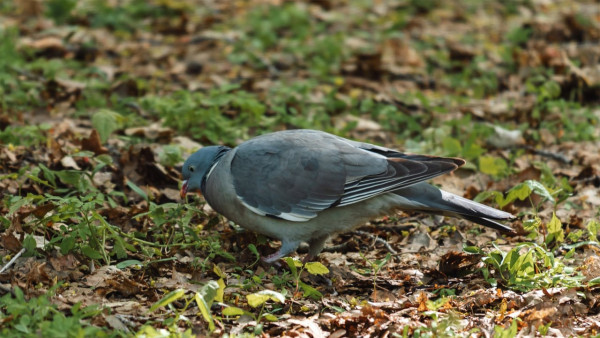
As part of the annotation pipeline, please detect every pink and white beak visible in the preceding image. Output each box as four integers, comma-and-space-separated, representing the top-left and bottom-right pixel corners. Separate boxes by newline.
180, 180, 189, 199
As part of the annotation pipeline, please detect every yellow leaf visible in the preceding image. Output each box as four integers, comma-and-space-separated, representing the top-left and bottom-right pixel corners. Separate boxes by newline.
547, 212, 564, 243
195, 292, 215, 332
247, 290, 285, 308
263, 314, 278, 322
215, 278, 225, 303
149, 289, 185, 312
479, 156, 507, 177
222, 307, 245, 316
246, 294, 270, 308
213, 264, 226, 279
305, 262, 329, 275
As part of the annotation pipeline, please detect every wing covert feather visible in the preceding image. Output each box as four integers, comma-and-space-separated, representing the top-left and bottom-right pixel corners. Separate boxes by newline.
230, 130, 388, 221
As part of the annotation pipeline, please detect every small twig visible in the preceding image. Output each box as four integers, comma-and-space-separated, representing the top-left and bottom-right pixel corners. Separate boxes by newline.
10, 66, 46, 82
113, 314, 140, 330
392, 247, 439, 256
0, 248, 26, 274
115, 313, 153, 322
386, 224, 416, 233
0, 248, 26, 297
521, 145, 571, 164
353, 230, 398, 255
246, 49, 279, 76
0, 283, 14, 295
555, 241, 600, 256
322, 241, 353, 253
572, 175, 600, 185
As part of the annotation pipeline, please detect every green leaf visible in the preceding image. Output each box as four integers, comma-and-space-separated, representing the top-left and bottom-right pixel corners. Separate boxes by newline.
199, 280, 220, 309
588, 277, 600, 286
91, 109, 122, 143
54, 170, 84, 187
284, 257, 300, 279
116, 260, 143, 269
126, 179, 148, 201
462, 142, 485, 160
247, 290, 285, 308
60, 236, 76, 255
524, 180, 554, 203
479, 156, 507, 177
510, 249, 535, 277
481, 268, 497, 287
246, 294, 270, 308
39, 164, 57, 187
502, 180, 554, 208
71, 151, 96, 158
587, 220, 600, 241
149, 289, 186, 312
305, 262, 329, 275
376, 253, 392, 270
247, 244, 260, 266
112, 237, 128, 260
545, 213, 564, 246
564, 247, 576, 259
81, 245, 103, 260
328, 305, 346, 313
522, 218, 541, 232
248, 244, 259, 258
222, 307, 245, 316
7, 196, 30, 217
442, 137, 462, 157
195, 281, 220, 332
299, 281, 323, 300
463, 245, 483, 254
213, 264, 226, 279
94, 154, 113, 165
215, 279, 225, 303
158, 145, 183, 167
504, 183, 532, 205
494, 318, 519, 338
46, 0, 77, 24
262, 314, 278, 322
23, 235, 36, 255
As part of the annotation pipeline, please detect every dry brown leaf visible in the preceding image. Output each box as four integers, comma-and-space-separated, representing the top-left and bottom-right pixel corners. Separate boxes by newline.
1, 233, 21, 253
81, 129, 109, 155
438, 251, 481, 277
417, 291, 428, 312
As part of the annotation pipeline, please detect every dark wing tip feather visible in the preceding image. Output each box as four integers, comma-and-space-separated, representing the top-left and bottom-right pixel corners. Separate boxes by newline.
387, 157, 461, 177
339, 154, 468, 207
388, 153, 466, 168
448, 157, 466, 167
461, 214, 516, 233
386, 157, 429, 176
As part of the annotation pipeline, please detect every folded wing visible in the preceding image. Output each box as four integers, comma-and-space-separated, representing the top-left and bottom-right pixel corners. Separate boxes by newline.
230, 130, 463, 221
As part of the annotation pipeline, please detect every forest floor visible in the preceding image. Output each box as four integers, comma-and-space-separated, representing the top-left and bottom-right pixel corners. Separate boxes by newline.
1, 0, 600, 336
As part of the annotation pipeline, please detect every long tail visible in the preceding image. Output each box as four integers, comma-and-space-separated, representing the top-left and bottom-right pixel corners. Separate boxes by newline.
392, 182, 515, 233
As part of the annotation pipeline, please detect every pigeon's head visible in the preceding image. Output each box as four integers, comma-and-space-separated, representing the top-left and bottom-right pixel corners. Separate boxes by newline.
180, 145, 230, 199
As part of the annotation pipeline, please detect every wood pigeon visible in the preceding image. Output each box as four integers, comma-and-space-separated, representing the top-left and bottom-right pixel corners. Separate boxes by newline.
180, 129, 514, 262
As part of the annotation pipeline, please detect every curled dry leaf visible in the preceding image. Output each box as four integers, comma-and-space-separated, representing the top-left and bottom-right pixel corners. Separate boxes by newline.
438, 251, 482, 277
81, 129, 109, 155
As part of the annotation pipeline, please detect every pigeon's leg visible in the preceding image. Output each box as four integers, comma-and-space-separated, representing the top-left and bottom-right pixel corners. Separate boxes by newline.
303, 235, 329, 263
262, 240, 301, 263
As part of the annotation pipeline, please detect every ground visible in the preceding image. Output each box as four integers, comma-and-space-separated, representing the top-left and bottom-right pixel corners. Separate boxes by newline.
1, 0, 600, 336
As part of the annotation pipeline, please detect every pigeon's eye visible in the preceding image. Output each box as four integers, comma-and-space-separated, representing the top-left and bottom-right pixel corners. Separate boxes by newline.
189, 166, 195, 172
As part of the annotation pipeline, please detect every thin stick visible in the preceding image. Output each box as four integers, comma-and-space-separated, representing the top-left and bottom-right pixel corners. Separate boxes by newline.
353, 230, 398, 255
522, 145, 570, 164
0, 248, 26, 274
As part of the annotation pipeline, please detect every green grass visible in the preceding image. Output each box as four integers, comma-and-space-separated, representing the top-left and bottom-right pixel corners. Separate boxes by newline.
0, 286, 121, 337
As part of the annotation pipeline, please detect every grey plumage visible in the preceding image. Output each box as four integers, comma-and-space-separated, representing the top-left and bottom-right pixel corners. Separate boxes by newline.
181, 129, 514, 262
